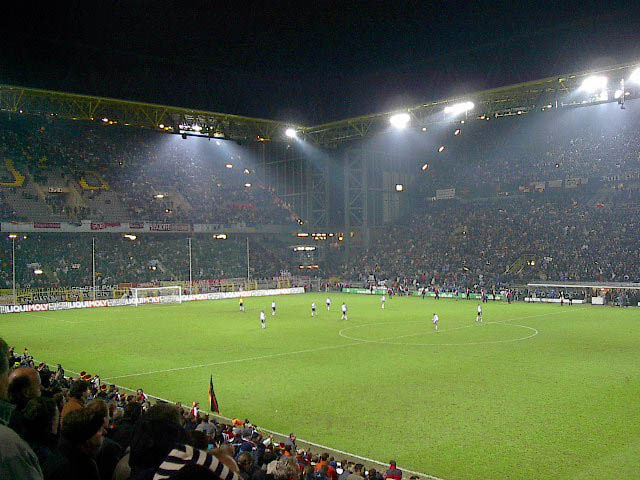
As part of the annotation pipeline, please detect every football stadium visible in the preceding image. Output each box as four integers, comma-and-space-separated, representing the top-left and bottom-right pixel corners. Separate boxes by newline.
1, 10, 640, 480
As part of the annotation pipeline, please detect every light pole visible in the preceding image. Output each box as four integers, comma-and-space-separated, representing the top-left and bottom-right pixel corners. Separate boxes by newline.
9, 234, 17, 305
188, 237, 193, 295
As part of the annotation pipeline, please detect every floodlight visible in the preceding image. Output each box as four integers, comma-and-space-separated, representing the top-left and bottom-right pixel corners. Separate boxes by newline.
225, 164, 233, 169
158, 124, 165, 129
454, 129, 461, 136
193, 125, 203, 132
422, 127, 427, 132
102, 118, 109, 122
614, 90, 623, 99
8, 234, 17, 239
395, 184, 404, 192
444, 102, 474, 115
389, 113, 410, 129
580, 75, 607, 93
213, 234, 227, 240
244, 168, 250, 174
421, 163, 429, 171
34, 269, 43, 275
124, 234, 137, 241
438, 146, 445, 153
154, 194, 165, 199
285, 128, 297, 138
629, 68, 640, 85
244, 183, 251, 187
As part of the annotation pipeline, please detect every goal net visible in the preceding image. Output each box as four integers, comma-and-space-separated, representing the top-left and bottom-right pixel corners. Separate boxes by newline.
130, 286, 183, 306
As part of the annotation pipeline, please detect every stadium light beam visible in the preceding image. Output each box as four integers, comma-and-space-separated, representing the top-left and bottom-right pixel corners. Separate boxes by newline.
389, 113, 411, 129
629, 68, 640, 85
444, 101, 474, 115
580, 75, 607, 94
285, 128, 297, 138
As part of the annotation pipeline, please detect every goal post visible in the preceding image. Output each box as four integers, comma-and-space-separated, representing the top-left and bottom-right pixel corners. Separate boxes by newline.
130, 286, 183, 306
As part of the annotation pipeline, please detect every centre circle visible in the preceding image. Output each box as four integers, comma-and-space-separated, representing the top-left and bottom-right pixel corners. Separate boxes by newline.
338, 320, 538, 346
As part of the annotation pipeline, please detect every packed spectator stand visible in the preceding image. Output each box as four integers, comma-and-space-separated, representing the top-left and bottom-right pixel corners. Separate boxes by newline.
0, 113, 298, 225
1, 100, 640, 294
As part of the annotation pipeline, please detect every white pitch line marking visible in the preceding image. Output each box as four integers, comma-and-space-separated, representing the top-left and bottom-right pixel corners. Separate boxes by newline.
104, 310, 566, 381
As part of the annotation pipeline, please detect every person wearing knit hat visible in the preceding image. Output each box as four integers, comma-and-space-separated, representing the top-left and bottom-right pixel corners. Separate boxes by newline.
45, 400, 109, 480
61, 400, 108, 448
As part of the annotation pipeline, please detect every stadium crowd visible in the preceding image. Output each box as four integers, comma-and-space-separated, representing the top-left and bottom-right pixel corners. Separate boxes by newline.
342, 190, 640, 290
415, 100, 640, 193
1, 338, 410, 480
0, 113, 299, 225
1, 101, 640, 293
0, 234, 291, 290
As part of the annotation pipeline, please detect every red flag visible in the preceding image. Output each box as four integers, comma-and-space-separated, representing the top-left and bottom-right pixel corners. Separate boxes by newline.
209, 375, 219, 414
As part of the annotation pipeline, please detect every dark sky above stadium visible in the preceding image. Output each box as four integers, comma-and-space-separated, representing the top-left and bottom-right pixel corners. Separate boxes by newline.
2, 1, 640, 125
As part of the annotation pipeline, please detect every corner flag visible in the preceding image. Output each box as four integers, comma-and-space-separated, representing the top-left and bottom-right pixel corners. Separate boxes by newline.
209, 375, 220, 414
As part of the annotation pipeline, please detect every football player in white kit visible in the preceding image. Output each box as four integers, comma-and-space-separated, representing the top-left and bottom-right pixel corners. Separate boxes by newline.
381, 294, 386, 309
432, 313, 439, 332
260, 310, 266, 329
341, 302, 348, 320
326, 297, 332, 311
476, 304, 483, 323
271, 300, 276, 316
311, 302, 317, 317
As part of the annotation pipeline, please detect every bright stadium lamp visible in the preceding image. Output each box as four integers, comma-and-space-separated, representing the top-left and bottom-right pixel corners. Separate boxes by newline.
285, 128, 297, 138
444, 101, 474, 115
389, 113, 411, 129
580, 75, 607, 93
629, 68, 640, 85
395, 184, 404, 192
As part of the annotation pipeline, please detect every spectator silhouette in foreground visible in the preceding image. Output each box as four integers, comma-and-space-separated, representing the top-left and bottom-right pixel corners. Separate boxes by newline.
43, 399, 109, 480
0, 337, 44, 479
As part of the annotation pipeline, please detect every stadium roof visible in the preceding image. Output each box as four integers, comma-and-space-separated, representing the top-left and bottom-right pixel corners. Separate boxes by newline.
1, 61, 638, 147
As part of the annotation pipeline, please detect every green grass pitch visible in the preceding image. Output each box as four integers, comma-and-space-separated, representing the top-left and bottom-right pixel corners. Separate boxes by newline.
2, 293, 640, 479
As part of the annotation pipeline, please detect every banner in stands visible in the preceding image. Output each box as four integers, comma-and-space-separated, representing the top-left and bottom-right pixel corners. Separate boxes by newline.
34, 222, 61, 229
149, 223, 190, 232
342, 288, 504, 300
524, 297, 585, 304
2, 221, 296, 234
435, 188, 456, 200
91, 222, 122, 230
565, 177, 588, 188
194, 223, 257, 233
0, 287, 305, 314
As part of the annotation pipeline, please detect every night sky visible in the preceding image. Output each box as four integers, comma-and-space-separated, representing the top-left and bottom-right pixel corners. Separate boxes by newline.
2, 1, 640, 124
